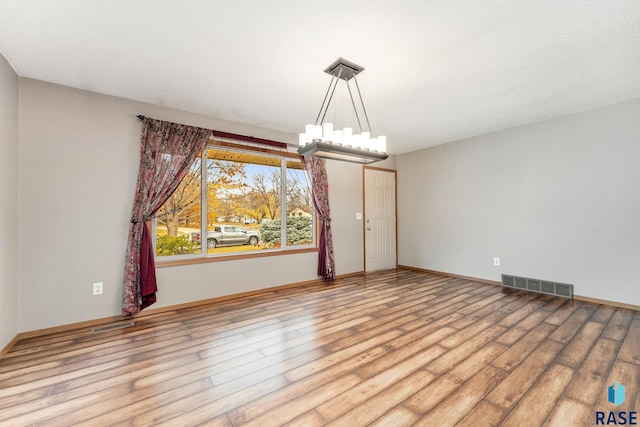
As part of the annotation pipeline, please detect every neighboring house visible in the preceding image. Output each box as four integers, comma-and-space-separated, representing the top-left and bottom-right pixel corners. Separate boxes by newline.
288, 208, 312, 219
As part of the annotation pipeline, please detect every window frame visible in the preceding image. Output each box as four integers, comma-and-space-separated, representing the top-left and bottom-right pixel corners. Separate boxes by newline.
154, 139, 317, 267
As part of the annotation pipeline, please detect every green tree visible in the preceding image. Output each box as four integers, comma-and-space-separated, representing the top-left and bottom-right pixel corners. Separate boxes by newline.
260, 219, 282, 248
155, 235, 199, 256
260, 216, 312, 247
286, 216, 313, 245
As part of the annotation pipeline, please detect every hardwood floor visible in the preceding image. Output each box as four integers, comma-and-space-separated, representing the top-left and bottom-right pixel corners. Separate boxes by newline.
0, 269, 638, 426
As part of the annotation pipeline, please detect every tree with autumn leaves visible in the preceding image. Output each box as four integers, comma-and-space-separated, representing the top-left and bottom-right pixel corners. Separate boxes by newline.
156, 157, 312, 238
155, 158, 246, 237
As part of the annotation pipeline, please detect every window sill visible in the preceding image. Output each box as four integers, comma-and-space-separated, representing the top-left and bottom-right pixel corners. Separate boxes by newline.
155, 247, 318, 268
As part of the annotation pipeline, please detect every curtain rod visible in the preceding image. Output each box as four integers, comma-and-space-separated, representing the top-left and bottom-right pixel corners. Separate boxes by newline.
136, 115, 296, 149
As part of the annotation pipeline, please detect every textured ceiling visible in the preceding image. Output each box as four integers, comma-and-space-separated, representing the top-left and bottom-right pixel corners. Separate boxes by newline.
1, 0, 639, 154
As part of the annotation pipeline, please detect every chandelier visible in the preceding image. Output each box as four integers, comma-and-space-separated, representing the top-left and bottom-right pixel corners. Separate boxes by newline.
297, 58, 389, 164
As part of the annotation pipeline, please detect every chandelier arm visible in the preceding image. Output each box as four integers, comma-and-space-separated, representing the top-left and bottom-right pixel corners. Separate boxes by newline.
352, 75, 373, 134
320, 76, 340, 126
315, 76, 337, 126
346, 79, 364, 133
318, 66, 344, 126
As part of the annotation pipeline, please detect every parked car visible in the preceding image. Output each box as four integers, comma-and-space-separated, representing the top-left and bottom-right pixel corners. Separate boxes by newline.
191, 226, 260, 249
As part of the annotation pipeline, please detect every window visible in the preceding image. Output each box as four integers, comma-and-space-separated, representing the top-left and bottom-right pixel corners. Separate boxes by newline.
154, 141, 314, 260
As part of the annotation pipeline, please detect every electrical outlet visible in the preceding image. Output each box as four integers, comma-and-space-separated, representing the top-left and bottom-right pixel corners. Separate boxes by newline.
93, 282, 103, 295
494, 257, 500, 266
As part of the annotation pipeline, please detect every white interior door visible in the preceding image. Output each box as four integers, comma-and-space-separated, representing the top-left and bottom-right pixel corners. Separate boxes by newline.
364, 168, 397, 272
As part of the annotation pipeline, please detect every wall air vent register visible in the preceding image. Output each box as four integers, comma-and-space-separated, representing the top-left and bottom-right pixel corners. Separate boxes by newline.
501, 274, 573, 299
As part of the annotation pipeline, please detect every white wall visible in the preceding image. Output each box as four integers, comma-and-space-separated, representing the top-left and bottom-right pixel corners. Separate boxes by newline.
17, 79, 375, 332
398, 99, 640, 306
0, 55, 19, 350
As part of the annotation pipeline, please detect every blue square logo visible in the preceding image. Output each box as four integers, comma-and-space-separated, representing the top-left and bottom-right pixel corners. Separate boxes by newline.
608, 382, 625, 407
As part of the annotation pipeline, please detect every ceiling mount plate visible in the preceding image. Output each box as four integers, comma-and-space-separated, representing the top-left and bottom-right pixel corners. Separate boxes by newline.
324, 57, 364, 81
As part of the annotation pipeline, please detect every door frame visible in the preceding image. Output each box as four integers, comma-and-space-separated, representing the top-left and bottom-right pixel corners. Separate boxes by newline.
362, 166, 398, 272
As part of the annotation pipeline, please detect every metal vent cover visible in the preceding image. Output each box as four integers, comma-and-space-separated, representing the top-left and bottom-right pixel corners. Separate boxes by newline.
91, 321, 135, 334
502, 275, 515, 287
556, 283, 573, 297
528, 279, 541, 291
501, 274, 573, 299
541, 281, 555, 294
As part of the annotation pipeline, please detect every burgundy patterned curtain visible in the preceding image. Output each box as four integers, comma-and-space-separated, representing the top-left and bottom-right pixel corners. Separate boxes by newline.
302, 156, 335, 280
122, 118, 212, 316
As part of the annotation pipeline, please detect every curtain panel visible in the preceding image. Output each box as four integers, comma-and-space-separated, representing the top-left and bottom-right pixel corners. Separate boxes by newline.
122, 118, 212, 316
302, 156, 336, 280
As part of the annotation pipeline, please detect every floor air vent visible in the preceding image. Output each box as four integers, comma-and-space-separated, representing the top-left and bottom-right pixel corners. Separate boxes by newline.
91, 321, 135, 334
502, 274, 573, 299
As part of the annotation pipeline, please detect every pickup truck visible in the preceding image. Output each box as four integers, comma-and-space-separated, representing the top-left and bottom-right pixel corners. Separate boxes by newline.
191, 226, 260, 249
